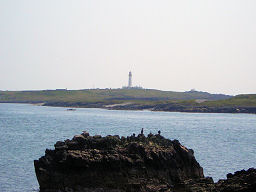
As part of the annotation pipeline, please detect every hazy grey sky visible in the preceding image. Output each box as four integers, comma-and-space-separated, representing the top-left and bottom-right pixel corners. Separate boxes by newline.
0, 0, 255, 95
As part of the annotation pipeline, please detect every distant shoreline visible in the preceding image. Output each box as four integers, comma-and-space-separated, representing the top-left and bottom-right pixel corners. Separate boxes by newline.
0, 89, 255, 114
4, 101, 255, 114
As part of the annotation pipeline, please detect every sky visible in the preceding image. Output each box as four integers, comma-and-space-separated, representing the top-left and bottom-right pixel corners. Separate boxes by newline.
0, 0, 256, 95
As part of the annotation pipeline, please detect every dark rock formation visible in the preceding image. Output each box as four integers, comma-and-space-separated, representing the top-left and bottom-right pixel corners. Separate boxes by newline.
214, 168, 256, 192
152, 104, 256, 114
34, 132, 204, 192
176, 168, 256, 192
34, 132, 256, 192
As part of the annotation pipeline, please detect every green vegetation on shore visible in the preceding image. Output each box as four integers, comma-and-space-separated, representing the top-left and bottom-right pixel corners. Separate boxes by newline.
0, 89, 229, 103
0, 89, 256, 112
202, 94, 256, 107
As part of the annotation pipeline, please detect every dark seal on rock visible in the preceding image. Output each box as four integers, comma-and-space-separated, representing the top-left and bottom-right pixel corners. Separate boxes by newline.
34, 131, 205, 192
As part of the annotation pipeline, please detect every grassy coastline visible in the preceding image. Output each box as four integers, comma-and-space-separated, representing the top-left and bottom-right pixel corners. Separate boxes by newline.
0, 89, 255, 113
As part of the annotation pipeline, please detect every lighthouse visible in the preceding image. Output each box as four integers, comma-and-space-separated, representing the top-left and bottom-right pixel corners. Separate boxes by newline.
122, 71, 142, 89
128, 71, 132, 88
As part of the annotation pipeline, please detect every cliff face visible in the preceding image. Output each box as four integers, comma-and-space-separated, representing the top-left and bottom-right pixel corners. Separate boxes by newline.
34, 132, 204, 192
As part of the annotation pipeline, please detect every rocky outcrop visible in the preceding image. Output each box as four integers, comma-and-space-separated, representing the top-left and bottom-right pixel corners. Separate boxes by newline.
34, 132, 256, 192
152, 104, 256, 114
179, 168, 256, 192
34, 132, 204, 192
215, 168, 256, 192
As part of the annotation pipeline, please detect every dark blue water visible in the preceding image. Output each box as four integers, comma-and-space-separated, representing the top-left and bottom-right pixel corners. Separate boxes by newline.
0, 103, 255, 192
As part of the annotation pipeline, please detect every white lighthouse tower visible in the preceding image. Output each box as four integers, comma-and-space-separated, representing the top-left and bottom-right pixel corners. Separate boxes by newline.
128, 71, 132, 88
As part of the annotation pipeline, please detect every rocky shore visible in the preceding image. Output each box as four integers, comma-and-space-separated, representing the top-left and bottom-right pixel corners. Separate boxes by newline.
34, 132, 256, 192
43, 101, 256, 114
103, 103, 256, 114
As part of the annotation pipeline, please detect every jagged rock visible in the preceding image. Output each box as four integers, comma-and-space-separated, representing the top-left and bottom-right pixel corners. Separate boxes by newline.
34, 132, 204, 192
214, 168, 256, 192
178, 168, 256, 192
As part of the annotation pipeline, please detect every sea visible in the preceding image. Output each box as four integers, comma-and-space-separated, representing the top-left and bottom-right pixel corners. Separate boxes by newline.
0, 103, 255, 192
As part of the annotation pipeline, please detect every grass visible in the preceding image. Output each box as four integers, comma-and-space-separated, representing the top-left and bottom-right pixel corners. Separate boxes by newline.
0, 89, 230, 102
1, 89, 255, 108
202, 94, 256, 107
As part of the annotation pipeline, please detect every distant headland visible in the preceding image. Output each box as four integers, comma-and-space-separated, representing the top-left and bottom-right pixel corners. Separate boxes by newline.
0, 88, 256, 114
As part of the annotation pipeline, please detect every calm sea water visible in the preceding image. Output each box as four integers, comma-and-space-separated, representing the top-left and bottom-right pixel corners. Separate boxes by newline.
0, 103, 255, 192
